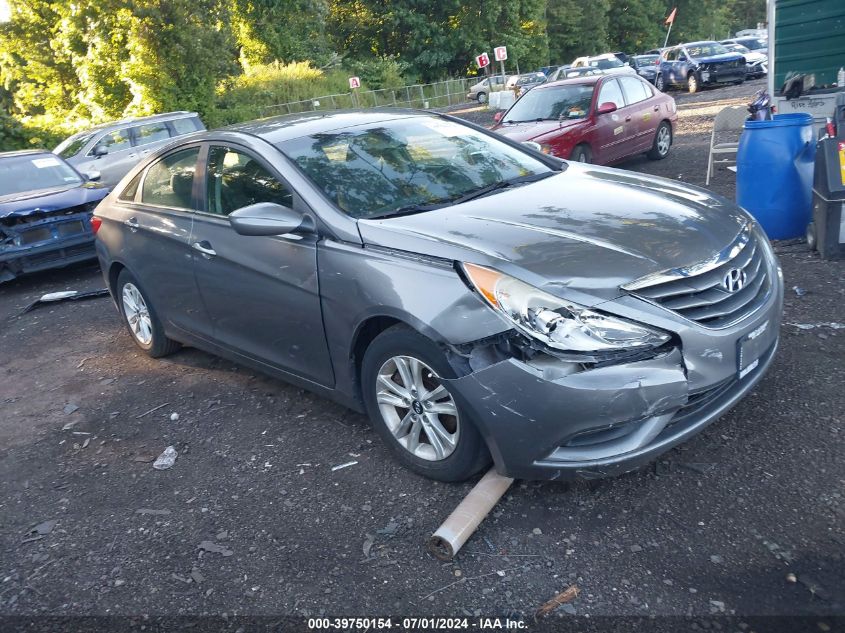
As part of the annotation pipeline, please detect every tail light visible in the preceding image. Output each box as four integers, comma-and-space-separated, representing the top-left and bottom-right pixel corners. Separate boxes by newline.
90, 216, 102, 235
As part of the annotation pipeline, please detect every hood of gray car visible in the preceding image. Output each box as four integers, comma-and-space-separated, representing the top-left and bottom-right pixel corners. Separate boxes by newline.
357, 164, 749, 304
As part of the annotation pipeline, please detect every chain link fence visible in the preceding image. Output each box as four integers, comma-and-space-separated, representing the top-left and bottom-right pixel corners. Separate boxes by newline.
258, 78, 474, 118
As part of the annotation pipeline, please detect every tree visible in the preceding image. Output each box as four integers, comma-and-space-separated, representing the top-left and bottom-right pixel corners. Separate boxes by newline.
547, 0, 610, 63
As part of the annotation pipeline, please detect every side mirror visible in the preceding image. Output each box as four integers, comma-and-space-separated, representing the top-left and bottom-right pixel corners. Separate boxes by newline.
493, 111, 504, 123
84, 170, 101, 182
596, 102, 618, 115
228, 202, 309, 237
92, 145, 108, 157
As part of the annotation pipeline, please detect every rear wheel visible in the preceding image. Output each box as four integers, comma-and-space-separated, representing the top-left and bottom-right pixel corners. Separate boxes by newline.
647, 122, 672, 160
477, 91, 487, 104
687, 72, 699, 93
654, 74, 665, 92
117, 269, 180, 358
361, 325, 490, 482
570, 144, 592, 163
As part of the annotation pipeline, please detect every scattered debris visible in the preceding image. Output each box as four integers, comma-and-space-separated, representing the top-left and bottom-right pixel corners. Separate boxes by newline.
534, 585, 580, 621
629, 544, 643, 553
532, 528, 543, 536
152, 446, 178, 470
786, 573, 797, 583
169, 412, 179, 422
428, 468, 514, 560
786, 322, 845, 330
136, 403, 170, 419
21, 288, 110, 314
190, 568, 205, 583
377, 521, 401, 537
331, 460, 358, 471
135, 509, 172, 516
710, 554, 724, 564
198, 540, 233, 557
61, 420, 79, 431
362, 534, 375, 559
29, 520, 57, 535
62, 404, 79, 415
792, 285, 807, 297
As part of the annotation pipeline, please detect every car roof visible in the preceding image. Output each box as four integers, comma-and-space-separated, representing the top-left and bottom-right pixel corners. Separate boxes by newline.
676, 41, 721, 47
66, 111, 198, 137
538, 75, 604, 90
0, 149, 52, 159
220, 109, 437, 145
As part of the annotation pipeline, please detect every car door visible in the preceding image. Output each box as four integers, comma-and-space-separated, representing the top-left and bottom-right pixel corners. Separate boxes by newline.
189, 142, 334, 385
662, 48, 682, 86
88, 128, 135, 187
592, 77, 629, 164
118, 144, 211, 336
618, 76, 658, 154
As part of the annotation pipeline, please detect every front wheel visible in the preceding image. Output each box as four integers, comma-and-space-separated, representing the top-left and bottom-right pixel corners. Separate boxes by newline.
361, 325, 490, 482
687, 73, 699, 93
647, 122, 672, 160
477, 92, 487, 104
116, 269, 180, 358
570, 144, 592, 163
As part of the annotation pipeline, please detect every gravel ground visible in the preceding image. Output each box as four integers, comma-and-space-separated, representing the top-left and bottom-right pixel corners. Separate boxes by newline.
0, 79, 843, 629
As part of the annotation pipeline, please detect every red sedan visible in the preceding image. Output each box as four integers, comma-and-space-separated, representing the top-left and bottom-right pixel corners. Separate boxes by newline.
491, 74, 678, 165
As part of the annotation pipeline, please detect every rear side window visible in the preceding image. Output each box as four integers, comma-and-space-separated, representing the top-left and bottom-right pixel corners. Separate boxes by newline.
619, 76, 651, 104
55, 133, 95, 159
134, 122, 171, 147
597, 79, 625, 109
118, 173, 142, 202
91, 129, 132, 155
140, 147, 199, 210
171, 117, 202, 136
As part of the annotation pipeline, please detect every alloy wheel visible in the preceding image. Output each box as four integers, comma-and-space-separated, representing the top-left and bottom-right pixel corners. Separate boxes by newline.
375, 355, 460, 462
122, 282, 153, 346
656, 125, 671, 156
655, 75, 664, 91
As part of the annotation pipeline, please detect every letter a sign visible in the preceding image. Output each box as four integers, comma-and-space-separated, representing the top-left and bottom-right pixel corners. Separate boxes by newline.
475, 52, 490, 69
348, 76, 361, 89
494, 46, 507, 62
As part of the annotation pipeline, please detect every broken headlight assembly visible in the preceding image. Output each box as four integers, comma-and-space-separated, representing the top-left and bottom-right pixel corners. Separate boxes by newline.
462, 263, 671, 355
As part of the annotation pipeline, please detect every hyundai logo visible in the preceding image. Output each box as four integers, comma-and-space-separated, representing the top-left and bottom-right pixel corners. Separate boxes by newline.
722, 267, 747, 293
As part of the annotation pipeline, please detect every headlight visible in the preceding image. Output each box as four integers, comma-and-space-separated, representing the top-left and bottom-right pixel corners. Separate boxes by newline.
463, 263, 671, 354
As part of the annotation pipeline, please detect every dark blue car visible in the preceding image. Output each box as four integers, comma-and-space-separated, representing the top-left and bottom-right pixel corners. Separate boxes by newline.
0, 150, 109, 282
656, 41, 746, 93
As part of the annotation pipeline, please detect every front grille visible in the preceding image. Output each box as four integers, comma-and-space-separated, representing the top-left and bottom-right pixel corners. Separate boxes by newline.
623, 224, 771, 328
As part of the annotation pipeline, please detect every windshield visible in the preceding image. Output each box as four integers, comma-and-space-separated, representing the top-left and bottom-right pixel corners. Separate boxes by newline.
738, 38, 766, 50
54, 133, 95, 159
503, 84, 594, 123
0, 154, 82, 197
590, 57, 624, 70
727, 44, 751, 54
279, 117, 551, 219
634, 55, 659, 66
686, 43, 730, 58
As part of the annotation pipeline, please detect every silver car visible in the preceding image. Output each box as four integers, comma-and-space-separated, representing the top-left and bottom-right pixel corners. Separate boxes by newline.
54, 112, 204, 189
93, 110, 783, 482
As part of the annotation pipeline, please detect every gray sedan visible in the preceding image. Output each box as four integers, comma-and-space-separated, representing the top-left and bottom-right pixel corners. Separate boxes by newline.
93, 110, 783, 482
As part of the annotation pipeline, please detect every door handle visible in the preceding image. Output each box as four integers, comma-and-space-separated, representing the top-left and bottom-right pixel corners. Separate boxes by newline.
124, 217, 139, 231
654, 105, 660, 111
192, 241, 217, 258
625, 116, 632, 122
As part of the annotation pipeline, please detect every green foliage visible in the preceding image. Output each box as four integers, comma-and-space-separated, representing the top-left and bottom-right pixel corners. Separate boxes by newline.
0, 0, 767, 147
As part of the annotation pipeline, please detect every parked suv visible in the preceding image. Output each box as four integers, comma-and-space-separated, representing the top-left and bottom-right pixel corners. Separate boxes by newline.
657, 42, 746, 93
54, 112, 205, 188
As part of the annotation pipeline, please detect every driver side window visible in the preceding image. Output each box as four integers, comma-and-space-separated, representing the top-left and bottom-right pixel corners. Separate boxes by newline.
597, 79, 625, 110
205, 146, 294, 216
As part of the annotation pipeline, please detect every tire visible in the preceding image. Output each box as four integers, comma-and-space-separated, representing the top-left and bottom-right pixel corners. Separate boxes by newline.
477, 92, 487, 104
361, 324, 490, 482
647, 122, 672, 160
570, 144, 592, 164
116, 269, 180, 358
687, 72, 699, 94
654, 74, 665, 92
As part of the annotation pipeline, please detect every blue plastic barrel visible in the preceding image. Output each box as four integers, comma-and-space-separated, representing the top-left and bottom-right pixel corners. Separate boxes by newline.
736, 113, 815, 240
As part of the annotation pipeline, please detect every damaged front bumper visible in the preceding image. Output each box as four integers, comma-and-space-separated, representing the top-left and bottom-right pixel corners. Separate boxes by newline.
0, 211, 97, 282
444, 336, 779, 481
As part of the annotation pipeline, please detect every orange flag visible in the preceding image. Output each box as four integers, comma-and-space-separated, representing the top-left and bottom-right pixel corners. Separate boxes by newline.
665, 8, 677, 25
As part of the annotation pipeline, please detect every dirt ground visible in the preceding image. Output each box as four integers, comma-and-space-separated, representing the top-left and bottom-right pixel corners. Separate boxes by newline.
1, 78, 843, 629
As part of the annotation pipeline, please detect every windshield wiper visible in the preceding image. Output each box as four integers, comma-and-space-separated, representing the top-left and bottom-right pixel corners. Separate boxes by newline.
446, 171, 556, 205
367, 201, 448, 220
